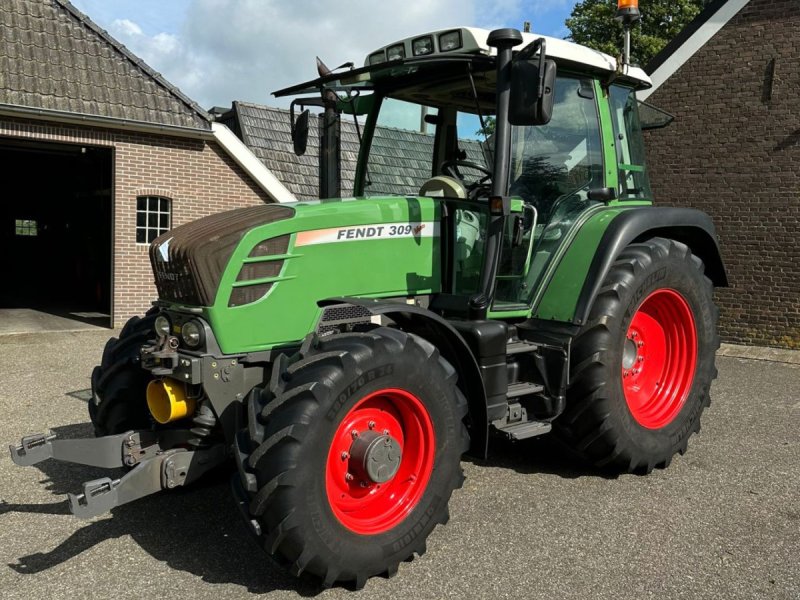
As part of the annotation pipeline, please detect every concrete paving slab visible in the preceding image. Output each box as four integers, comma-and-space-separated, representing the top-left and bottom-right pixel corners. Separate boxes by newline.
719, 342, 800, 365
0, 308, 109, 335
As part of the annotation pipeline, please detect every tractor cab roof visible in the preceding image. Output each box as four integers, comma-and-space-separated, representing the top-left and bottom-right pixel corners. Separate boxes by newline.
273, 26, 651, 102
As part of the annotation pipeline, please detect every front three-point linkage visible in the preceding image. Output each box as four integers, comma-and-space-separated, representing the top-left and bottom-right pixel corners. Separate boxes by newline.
9, 429, 226, 518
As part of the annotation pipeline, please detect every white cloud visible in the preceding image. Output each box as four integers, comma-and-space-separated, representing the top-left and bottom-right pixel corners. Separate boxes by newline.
112, 18, 143, 37
106, 0, 573, 111
110, 0, 483, 109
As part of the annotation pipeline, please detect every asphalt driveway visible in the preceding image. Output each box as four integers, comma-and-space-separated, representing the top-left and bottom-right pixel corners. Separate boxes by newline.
0, 330, 797, 599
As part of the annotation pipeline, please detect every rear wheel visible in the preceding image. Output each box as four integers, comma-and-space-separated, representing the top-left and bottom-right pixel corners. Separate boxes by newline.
89, 313, 156, 436
239, 328, 469, 588
556, 237, 719, 473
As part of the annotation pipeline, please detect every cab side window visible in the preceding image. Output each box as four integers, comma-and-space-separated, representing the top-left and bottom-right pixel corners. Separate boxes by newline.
509, 76, 604, 221
609, 85, 652, 199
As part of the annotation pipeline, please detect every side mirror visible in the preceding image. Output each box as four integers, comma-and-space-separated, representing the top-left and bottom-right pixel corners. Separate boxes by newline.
291, 108, 310, 156
509, 58, 556, 126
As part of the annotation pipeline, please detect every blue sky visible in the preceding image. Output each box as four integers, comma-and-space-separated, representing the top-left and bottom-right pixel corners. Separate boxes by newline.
70, 0, 575, 110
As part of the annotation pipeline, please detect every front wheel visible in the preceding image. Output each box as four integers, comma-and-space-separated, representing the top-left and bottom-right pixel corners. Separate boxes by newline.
239, 328, 469, 588
89, 313, 156, 436
555, 237, 720, 473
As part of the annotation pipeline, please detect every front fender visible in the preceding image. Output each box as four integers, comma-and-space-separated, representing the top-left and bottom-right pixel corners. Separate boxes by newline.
319, 298, 489, 457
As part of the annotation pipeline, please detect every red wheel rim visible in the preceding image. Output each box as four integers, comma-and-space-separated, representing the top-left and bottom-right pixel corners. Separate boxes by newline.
621, 289, 697, 429
325, 388, 435, 535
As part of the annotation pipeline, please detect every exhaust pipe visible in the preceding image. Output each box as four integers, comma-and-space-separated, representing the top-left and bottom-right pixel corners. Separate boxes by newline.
146, 378, 196, 424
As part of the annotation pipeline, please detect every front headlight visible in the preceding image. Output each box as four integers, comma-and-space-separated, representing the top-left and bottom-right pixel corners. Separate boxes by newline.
181, 319, 204, 349
154, 315, 170, 337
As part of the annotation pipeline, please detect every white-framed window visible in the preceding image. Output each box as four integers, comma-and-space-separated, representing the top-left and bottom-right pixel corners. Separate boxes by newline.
136, 196, 171, 243
15, 219, 38, 236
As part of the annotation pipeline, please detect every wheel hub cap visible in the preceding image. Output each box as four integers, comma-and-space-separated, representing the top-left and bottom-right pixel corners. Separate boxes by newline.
349, 431, 402, 484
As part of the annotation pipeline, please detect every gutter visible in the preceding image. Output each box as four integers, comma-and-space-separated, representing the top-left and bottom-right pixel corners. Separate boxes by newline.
0, 103, 215, 139
0, 103, 296, 204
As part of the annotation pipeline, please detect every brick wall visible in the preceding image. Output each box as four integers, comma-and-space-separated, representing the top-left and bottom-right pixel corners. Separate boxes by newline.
644, 0, 800, 349
0, 117, 269, 326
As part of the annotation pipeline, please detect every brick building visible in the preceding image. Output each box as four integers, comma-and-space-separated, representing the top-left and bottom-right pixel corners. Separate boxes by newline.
641, 0, 800, 349
1, 0, 293, 328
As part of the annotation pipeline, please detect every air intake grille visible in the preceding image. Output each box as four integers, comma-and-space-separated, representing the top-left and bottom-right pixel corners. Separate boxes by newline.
228, 233, 291, 307
317, 304, 373, 335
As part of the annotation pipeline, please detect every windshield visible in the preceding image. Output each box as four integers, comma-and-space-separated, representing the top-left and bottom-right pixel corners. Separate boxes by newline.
352, 59, 497, 198
360, 99, 494, 197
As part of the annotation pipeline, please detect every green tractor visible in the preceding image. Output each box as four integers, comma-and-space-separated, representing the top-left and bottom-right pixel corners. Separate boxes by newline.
10, 18, 726, 590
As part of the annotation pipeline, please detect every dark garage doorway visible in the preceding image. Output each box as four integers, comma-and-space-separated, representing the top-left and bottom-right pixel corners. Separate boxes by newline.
0, 137, 112, 328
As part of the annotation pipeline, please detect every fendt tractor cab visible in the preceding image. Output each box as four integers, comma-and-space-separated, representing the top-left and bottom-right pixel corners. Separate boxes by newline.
10, 3, 727, 589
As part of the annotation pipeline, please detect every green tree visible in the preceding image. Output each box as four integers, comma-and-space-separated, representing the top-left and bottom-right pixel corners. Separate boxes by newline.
565, 0, 706, 68
476, 116, 496, 137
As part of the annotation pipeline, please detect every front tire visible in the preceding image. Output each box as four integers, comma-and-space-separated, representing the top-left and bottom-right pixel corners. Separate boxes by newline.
556, 237, 719, 473
239, 328, 469, 588
89, 313, 156, 436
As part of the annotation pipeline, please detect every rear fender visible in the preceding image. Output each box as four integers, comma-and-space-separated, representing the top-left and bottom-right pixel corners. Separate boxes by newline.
573, 207, 728, 325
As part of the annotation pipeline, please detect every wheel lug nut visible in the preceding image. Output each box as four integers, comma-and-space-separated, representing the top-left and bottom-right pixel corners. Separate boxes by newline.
351, 430, 359, 439
637, 341, 644, 347
638, 356, 644, 362
624, 370, 629, 377
382, 429, 389, 435
345, 473, 354, 482
368, 421, 375, 430
631, 331, 638, 338
360, 481, 368, 488
341, 451, 349, 460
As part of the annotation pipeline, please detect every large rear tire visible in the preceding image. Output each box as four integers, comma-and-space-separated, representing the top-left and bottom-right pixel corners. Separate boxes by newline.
238, 328, 469, 589
555, 237, 719, 473
89, 313, 156, 436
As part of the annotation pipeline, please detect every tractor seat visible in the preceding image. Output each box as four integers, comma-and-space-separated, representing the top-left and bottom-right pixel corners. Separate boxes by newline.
418, 176, 467, 199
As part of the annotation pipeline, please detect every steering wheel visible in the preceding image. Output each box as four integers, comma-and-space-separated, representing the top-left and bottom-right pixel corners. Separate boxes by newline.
441, 160, 492, 199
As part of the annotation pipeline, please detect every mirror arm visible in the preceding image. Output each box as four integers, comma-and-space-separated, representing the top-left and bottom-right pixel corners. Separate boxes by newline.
516, 37, 548, 99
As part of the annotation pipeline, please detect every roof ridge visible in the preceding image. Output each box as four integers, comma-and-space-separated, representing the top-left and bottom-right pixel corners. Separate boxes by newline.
53, 0, 212, 126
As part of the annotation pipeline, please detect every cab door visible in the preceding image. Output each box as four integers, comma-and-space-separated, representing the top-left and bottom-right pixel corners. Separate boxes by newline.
489, 75, 608, 317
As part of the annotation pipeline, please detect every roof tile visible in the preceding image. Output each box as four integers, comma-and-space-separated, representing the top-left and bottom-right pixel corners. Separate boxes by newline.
0, 0, 210, 130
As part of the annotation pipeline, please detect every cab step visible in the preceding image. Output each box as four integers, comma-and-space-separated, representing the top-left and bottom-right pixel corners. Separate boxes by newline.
496, 420, 552, 441
507, 381, 544, 398
506, 340, 539, 355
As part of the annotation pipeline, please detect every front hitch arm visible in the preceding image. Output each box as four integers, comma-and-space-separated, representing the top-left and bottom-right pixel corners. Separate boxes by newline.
10, 430, 141, 468
9, 430, 226, 519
